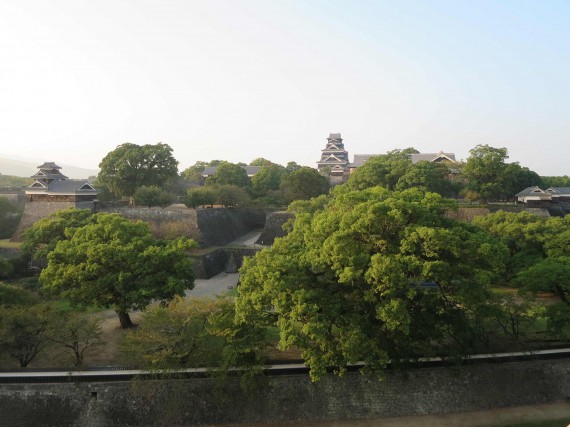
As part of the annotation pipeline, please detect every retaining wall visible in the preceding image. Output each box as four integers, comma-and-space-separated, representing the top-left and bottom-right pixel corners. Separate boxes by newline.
192, 247, 260, 279
1, 358, 569, 426
11, 201, 95, 241
256, 211, 293, 246
101, 206, 269, 248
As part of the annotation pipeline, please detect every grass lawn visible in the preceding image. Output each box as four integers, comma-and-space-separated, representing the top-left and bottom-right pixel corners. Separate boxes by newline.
51, 299, 106, 314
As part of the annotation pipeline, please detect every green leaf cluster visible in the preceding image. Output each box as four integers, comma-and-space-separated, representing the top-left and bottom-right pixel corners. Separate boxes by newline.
475, 211, 570, 335
237, 187, 508, 380
22, 208, 94, 260
122, 296, 266, 371
98, 142, 179, 198
39, 213, 197, 328
133, 185, 172, 208
206, 162, 250, 189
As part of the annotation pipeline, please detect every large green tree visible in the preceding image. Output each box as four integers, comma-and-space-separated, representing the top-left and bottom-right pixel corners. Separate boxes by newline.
249, 158, 274, 167
395, 160, 458, 197
461, 145, 513, 202
184, 186, 217, 209
346, 148, 417, 191
40, 213, 197, 328
236, 187, 507, 380
541, 176, 570, 188
206, 162, 250, 189
475, 211, 570, 335
251, 165, 286, 197
473, 211, 547, 280
133, 185, 172, 208
215, 185, 251, 208
181, 160, 224, 182
280, 167, 329, 202
98, 143, 179, 199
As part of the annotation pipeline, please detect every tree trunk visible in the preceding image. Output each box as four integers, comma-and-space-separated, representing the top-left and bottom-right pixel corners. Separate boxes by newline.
116, 310, 134, 329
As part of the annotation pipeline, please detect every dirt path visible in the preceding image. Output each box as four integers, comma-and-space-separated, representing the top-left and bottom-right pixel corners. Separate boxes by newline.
86, 272, 240, 367
222, 402, 570, 427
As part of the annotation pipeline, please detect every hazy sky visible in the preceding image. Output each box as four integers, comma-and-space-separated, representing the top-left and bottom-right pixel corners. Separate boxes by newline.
1, 0, 569, 175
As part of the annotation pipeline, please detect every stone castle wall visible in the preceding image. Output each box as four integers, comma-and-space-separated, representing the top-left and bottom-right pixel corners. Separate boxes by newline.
192, 247, 260, 279
11, 201, 95, 241
1, 358, 569, 426
104, 206, 269, 248
256, 211, 293, 245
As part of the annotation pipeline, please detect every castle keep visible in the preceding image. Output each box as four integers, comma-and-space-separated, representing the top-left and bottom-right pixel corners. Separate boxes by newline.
26, 162, 97, 203
316, 133, 350, 185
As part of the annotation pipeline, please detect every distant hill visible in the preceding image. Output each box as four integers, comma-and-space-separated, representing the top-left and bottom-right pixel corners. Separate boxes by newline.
0, 156, 99, 179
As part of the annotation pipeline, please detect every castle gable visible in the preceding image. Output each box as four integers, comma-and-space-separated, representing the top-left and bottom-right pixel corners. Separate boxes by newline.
25, 162, 97, 202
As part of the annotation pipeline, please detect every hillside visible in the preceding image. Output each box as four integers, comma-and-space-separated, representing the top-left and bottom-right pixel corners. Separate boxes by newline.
0, 156, 98, 179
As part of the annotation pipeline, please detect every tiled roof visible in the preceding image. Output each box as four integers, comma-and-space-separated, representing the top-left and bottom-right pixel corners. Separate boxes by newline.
515, 186, 546, 197
410, 152, 456, 163
48, 180, 96, 193
328, 133, 342, 140
37, 162, 61, 170
351, 154, 380, 168
27, 179, 96, 194
546, 187, 570, 195
32, 172, 68, 180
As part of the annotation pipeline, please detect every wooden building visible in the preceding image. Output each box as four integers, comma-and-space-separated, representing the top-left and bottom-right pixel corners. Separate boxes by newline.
25, 162, 97, 203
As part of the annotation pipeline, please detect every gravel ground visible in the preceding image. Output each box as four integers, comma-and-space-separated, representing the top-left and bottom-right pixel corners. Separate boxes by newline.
218, 402, 570, 427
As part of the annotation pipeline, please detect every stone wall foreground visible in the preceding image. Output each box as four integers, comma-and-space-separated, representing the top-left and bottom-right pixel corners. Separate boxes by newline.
1, 358, 569, 426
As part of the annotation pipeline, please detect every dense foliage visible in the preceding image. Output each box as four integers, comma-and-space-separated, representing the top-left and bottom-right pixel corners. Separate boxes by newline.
98, 142, 179, 198
346, 149, 417, 191
280, 167, 329, 202
40, 213, 197, 328
133, 185, 172, 208
474, 211, 570, 333
184, 186, 217, 208
22, 208, 94, 260
237, 187, 508, 380
205, 162, 250, 189
461, 145, 542, 202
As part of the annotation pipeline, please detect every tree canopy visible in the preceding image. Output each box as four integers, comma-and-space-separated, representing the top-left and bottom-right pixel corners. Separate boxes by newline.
215, 185, 251, 208
133, 185, 172, 208
474, 211, 570, 333
206, 162, 250, 188
236, 187, 507, 380
22, 208, 94, 260
249, 158, 274, 167
395, 160, 459, 197
346, 149, 417, 191
181, 160, 224, 182
40, 213, 197, 328
184, 186, 217, 209
98, 143, 179, 198
280, 167, 329, 202
251, 165, 285, 196
460, 145, 541, 202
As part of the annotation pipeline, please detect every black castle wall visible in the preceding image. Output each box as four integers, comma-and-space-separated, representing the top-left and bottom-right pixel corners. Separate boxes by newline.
1, 358, 569, 426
